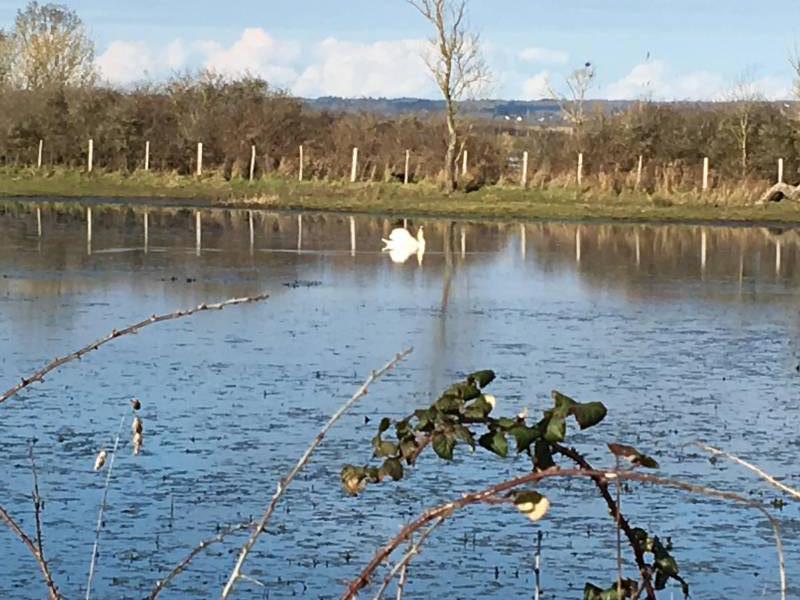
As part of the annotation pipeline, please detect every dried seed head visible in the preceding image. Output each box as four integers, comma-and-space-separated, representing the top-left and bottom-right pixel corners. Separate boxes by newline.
133, 431, 143, 456
514, 491, 550, 523
132, 416, 143, 435
131, 398, 141, 411
94, 449, 107, 471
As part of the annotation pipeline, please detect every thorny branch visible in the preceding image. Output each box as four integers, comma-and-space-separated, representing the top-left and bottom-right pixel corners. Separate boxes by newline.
340, 468, 785, 600
148, 521, 256, 600
0, 504, 61, 600
0, 293, 271, 405
220, 348, 414, 599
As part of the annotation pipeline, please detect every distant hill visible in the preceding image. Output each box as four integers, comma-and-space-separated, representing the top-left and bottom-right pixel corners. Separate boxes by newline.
303, 97, 641, 124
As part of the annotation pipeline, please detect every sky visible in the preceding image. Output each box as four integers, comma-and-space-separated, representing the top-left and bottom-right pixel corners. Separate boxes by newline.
0, 0, 797, 100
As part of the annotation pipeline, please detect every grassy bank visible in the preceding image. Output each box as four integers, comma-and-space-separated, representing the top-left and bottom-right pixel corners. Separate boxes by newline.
1, 166, 799, 225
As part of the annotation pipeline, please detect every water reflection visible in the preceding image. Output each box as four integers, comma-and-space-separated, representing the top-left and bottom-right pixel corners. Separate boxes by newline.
1, 199, 799, 599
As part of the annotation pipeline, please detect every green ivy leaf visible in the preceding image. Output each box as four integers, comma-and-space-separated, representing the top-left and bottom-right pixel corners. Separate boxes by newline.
414, 409, 435, 432
380, 457, 404, 481
478, 430, 508, 457
435, 395, 464, 413
469, 370, 496, 387
571, 401, 608, 429
534, 440, 556, 471
395, 419, 413, 440
452, 424, 476, 449
378, 417, 392, 433
607, 443, 659, 469
583, 580, 638, 599
399, 438, 419, 464
496, 417, 517, 430
552, 390, 576, 415
432, 432, 456, 460
509, 425, 539, 453
544, 414, 566, 443
462, 395, 495, 420
374, 440, 398, 458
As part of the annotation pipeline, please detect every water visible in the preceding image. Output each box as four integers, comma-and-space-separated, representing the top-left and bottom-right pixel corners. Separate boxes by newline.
1, 200, 799, 599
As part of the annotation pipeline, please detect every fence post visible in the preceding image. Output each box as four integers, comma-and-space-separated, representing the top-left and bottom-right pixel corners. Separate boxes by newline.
196, 142, 203, 176
86, 206, 92, 254
350, 147, 358, 183
575, 226, 582, 262
144, 141, 150, 171
88, 139, 94, 173
404, 149, 410, 184
521, 151, 529, 188
776, 240, 782, 274
635, 155, 643, 191
297, 214, 303, 250
297, 145, 304, 181
249, 145, 256, 182
577, 152, 583, 186
36, 206, 42, 237
700, 228, 707, 270
778, 158, 784, 184
195, 210, 201, 256
702, 157, 709, 191
462, 149, 468, 175
37, 139, 43, 169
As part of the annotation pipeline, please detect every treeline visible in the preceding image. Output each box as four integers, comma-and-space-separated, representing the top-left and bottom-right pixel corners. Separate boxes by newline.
1, 73, 798, 194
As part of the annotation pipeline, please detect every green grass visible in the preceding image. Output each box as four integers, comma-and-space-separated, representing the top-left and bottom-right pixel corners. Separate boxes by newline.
2, 166, 799, 225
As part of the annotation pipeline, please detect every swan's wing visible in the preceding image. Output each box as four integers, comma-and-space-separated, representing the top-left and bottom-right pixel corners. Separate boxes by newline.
388, 228, 414, 243
389, 247, 414, 263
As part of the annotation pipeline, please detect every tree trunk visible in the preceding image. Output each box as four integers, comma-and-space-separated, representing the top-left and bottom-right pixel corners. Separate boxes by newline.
445, 99, 457, 192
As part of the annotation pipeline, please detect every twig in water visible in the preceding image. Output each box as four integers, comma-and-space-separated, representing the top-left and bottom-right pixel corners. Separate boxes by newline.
616, 455, 623, 597
0, 293, 270, 406
371, 517, 445, 600
534, 530, 542, 600
696, 442, 800, 501
28, 441, 46, 569
340, 468, 785, 600
148, 521, 255, 600
85, 415, 126, 600
219, 347, 413, 599
0, 505, 61, 600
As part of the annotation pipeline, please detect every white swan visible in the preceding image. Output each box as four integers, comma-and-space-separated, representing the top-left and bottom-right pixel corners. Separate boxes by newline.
382, 226, 426, 265
382, 226, 425, 253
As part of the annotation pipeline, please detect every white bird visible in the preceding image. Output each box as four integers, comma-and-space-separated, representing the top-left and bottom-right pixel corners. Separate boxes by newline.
382, 226, 426, 258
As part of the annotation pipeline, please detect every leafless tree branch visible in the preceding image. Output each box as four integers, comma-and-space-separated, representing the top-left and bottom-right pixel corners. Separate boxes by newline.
220, 347, 414, 599
340, 468, 785, 600
0, 293, 270, 406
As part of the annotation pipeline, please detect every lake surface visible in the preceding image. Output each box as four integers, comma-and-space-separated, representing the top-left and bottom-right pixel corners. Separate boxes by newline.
1, 200, 799, 599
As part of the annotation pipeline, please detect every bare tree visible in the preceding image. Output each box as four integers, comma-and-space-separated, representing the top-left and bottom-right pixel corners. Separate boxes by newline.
725, 71, 763, 177
407, 0, 489, 191
9, 1, 96, 89
547, 62, 595, 149
0, 29, 11, 86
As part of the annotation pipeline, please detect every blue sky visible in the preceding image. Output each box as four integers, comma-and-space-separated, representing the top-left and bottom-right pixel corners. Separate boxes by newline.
0, 0, 797, 99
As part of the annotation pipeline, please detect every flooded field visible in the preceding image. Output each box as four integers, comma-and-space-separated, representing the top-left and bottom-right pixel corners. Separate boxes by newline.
1, 200, 799, 599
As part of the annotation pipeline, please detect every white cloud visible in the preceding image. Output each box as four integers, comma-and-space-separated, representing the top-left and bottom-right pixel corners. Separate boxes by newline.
200, 28, 300, 86
96, 41, 157, 85
521, 71, 552, 100
519, 47, 569, 65
604, 60, 670, 100
293, 38, 435, 97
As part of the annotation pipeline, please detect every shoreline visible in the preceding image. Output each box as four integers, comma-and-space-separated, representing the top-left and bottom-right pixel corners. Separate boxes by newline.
1, 168, 799, 228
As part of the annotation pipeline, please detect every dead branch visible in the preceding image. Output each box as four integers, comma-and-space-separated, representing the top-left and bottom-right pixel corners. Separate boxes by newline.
220, 348, 414, 599
0, 504, 61, 600
371, 517, 445, 600
148, 521, 255, 600
697, 442, 800, 501
340, 468, 785, 600
85, 415, 126, 600
0, 293, 270, 406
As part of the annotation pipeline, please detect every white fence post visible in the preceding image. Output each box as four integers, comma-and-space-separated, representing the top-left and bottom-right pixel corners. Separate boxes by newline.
88, 139, 94, 173
298, 145, 304, 181
37, 139, 43, 169
577, 152, 583, 186
350, 147, 358, 183
404, 149, 410, 184
702, 157, 709, 191
778, 158, 784, 184
196, 142, 203, 176
635, 155, 643, 191
144, 140, 150, 172
462, 149, 468, 175
521, 151, 529, 188
249, 145, 256, 182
